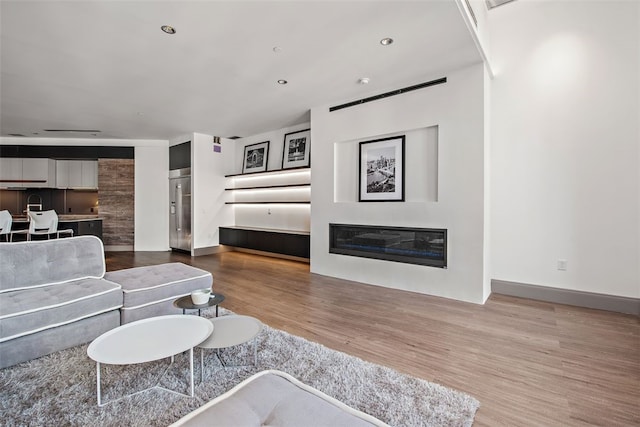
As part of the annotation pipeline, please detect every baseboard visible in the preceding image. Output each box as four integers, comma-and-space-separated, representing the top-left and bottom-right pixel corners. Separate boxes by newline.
233, 247, 310, 264
192, 245, 232, 256
492, 280, 640, 315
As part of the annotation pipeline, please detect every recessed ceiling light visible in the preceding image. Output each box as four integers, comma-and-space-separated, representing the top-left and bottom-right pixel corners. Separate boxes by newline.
161, 25, 176, 34
380, 37, 394, 46
358, 77, 370, 85
277, 79, 288, 85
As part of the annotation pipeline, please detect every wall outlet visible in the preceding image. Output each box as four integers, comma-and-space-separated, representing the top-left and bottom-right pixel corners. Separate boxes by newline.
557, 259, 568, 271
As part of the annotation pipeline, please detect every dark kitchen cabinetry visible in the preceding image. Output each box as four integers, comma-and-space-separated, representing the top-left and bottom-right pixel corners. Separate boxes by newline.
219, 226, 310, 259
9, 219, 102, 241
56, 219, 103, 239
77, 219, 103, 238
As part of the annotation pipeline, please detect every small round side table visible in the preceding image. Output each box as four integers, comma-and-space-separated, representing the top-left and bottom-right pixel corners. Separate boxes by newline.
173, 293, 225, 317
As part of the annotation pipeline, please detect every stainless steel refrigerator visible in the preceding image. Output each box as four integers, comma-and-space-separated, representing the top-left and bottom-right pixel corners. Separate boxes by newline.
169, 169, 191, 251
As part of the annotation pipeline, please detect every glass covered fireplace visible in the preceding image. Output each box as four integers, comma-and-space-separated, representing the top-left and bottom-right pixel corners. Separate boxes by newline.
329, 224, 447, 268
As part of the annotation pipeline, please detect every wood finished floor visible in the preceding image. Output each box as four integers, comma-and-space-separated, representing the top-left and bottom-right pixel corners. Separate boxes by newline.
106, 250, 640, 426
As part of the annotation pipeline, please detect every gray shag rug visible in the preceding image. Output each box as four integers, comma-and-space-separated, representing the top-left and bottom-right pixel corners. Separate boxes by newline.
0, 309, 479, 426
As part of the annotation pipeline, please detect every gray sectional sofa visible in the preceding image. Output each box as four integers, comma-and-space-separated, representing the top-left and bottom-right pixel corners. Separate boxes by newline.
0, 236, 212, 368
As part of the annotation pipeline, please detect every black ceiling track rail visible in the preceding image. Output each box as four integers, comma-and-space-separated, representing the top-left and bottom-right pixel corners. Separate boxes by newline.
329, 77, 447, 112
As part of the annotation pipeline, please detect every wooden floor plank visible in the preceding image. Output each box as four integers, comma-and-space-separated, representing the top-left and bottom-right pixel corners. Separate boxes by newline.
106, 251, 640, 426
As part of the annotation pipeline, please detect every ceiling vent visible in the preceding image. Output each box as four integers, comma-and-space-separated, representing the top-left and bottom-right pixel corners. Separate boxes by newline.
486, 0, 517, 9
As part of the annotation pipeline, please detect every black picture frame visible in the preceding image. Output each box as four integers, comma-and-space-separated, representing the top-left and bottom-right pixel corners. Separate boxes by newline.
358, 135, 405, 202
242, 141, 269, 174
281, 128, 311, 169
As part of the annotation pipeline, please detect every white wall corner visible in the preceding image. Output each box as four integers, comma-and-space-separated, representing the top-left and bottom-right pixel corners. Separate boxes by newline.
454, 0, 494, 78
191, 133, 234, 253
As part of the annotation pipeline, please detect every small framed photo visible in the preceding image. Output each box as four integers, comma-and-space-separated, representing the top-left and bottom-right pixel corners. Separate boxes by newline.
282, 129, 311, 169
359, 135, 405, 202
242, 141, 270, 174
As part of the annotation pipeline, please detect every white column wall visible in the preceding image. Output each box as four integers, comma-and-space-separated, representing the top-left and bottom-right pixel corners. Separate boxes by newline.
310, 64, 489, 304
134, 144, 169, 251
191, 132, 234, 252
489, 1, 640, 298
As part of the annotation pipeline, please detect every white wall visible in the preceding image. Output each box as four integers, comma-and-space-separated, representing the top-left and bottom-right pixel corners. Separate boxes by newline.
489, 0, 640, 298
455, 0, 493, 77
310, 64, 489, 304
0, 137, 170, 251
134, 144, 169, 251
191, 132, 234, 252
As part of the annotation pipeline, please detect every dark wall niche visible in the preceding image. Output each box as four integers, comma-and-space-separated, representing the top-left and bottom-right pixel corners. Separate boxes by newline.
170, 141, 191, 170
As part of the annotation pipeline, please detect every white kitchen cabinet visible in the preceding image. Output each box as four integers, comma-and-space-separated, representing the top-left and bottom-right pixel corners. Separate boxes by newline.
0, 158, 23, 187
56, 160, 69, 188
56, 160, 98, 188
22, 158, 56, 187
69, 161, 83, 187
1, 158, 55, 187
80, 160, 98, 188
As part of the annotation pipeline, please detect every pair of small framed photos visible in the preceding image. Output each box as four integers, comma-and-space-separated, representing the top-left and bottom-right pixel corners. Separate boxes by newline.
241, 128, 311, 174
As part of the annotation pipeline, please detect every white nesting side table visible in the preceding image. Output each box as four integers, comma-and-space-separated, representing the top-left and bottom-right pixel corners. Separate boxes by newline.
87, 315, 213, 406
197, 315, 263, 381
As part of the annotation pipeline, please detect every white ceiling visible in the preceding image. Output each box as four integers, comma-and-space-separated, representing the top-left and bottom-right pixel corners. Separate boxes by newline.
0, 0, 482, 141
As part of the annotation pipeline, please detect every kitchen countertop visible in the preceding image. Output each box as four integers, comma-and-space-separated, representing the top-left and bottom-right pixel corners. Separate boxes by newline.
12, 215, 102, 222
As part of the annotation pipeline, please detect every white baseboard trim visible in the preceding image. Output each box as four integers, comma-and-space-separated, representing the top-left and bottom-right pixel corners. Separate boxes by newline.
192, 245, 232, 256
492, 280, 639, 315
233, 247, 310, 264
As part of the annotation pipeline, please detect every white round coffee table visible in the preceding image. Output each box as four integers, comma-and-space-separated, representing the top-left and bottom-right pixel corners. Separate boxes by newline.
197, 315, 262, 380
87, 315, 213, 406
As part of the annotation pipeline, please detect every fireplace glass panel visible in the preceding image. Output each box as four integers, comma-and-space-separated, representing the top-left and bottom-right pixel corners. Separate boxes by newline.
329, 224, 447, 268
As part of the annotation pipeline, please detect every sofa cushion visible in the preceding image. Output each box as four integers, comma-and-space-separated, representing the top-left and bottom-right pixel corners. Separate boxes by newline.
0, 278, 122, 343
0, 236, 106, 293
105, 262, 212, 309
0, 310, 120, 369
170, 370, 388, 427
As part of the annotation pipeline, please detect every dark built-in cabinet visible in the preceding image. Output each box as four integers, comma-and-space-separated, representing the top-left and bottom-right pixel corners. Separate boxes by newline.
10, 219, 103, 241
219, 226, 310, 259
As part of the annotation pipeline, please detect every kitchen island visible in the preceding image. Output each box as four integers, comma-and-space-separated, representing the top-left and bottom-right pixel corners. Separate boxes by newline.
11, 215, 103, 241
